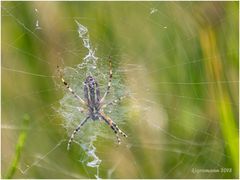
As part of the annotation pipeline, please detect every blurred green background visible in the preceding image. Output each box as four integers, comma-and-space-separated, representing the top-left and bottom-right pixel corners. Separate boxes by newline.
1, 1, 239, 179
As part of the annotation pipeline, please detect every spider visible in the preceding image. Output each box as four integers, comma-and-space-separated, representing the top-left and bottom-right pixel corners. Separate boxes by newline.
58, 57, 127, 150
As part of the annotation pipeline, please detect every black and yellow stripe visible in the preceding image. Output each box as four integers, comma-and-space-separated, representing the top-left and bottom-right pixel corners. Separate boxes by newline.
67, 116, 90, 150
100, 111, 127, 144
57, 66, 86, 105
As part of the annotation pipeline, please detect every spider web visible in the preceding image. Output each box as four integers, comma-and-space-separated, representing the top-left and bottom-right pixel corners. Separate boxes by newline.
1, 1, 239, 179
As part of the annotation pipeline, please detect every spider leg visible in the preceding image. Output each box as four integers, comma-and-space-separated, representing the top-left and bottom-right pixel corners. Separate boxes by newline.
67, 116, 90, 150
99, 112, 127, 144
111, 122, 128, 138
110, 126, 121, 144
57, 66, 86, 105
100, 56, 112, 104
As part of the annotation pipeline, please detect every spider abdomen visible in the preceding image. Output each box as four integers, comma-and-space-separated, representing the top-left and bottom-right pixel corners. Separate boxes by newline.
84, 75, 100, 106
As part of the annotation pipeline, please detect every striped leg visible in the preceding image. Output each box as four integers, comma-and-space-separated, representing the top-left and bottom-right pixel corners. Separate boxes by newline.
112, 122, 128, 138
100, 56, 112, 104
110, 124, 121, 144
67, 116, 90, 150
99, 112, 127, 144
57, 66, 86, 105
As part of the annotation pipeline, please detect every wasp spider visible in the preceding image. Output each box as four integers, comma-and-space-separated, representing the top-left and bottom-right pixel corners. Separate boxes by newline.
58, 57, 127, 150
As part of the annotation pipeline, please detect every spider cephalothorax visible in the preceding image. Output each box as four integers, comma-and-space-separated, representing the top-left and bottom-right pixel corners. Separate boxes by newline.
58, 57, 127, 150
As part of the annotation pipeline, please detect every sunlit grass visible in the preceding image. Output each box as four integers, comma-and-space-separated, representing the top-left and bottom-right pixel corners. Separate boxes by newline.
4, 114, 30, 179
